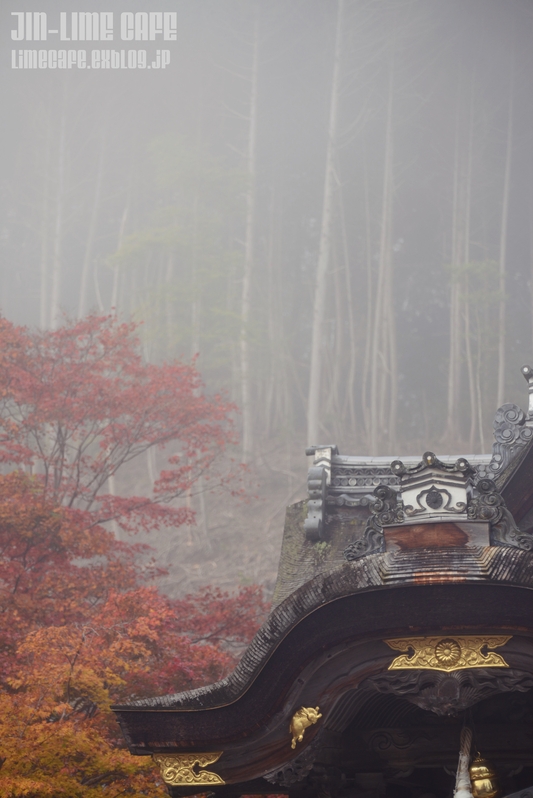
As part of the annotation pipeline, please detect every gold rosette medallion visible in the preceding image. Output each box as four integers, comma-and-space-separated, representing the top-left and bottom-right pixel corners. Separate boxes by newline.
384, 635, 511, 672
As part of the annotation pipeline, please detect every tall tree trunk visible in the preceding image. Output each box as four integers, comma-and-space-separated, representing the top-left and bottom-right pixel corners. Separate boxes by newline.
385, 264, 397, 450
463, 88, 475, 448
161, 253, 173, 356
39, 107, 52, 329
361, 157, 373, 444
530, 148, 533, 353
189, 180, 209, 546
111, 197, 129, 311
240, 9, 259, 463
474, 300, 486, 452
190, 82, 206, 361
325, 240, 344, 436
464, 293, 477, 451
190, 192, 201, 358
497, 75, 514, 408
307, 0, 344, 447
50, 108, 67, 330
369, 53, 394, 453
444, 88, 463, 445
78, 133, 105, 317
338, 182, 357, 437
264, 186, 278, 439
93, 259, 105, 312
444, 76, 473, 446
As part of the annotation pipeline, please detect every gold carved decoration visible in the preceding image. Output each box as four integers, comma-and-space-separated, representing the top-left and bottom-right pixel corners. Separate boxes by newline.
385, 635, 511, 672
153, 753, 225, 786
290, 706, 322, 749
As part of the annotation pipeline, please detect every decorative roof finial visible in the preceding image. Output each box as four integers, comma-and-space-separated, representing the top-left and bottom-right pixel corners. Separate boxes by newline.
521, 364, 533, 421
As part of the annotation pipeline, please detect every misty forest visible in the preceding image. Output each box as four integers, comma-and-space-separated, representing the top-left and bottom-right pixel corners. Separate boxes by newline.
2, 1, 533, 795
2, 0, 533, 591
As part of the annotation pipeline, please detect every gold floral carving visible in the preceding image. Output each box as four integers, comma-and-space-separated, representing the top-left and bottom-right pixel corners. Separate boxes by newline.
290, 706, 322, 749
153, 753, 225, 785
385, 635, 511, 672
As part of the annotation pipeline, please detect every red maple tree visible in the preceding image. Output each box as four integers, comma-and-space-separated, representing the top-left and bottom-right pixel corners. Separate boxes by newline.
0, 315, 268, 796
0, 313, 240, 535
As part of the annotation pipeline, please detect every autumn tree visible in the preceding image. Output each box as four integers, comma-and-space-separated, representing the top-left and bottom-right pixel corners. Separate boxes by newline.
0, 313, 241, 535
0, 471, 267, 797
0, 313, 269, 795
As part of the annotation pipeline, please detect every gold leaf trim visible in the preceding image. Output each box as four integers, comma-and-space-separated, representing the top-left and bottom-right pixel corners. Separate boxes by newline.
384, 635, 511, 672
153, 753, 225, 785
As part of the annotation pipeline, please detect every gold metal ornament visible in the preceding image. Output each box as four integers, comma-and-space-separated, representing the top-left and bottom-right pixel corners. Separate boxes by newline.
290, 706, 322, 749
385, 635, 511, 672
469, 754, 499, 798
153, 753, 225, 786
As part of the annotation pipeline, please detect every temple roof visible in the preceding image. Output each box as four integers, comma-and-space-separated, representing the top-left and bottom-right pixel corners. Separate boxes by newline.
112, 366, 533, 797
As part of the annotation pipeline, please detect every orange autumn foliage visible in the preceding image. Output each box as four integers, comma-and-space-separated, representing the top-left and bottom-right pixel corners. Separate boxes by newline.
0, 316, 268, 797
0, 473, 268, 797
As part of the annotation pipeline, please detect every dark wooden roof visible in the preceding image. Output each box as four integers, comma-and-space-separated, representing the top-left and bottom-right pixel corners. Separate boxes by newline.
113, 372, 533, 797
114, 549, 533, 775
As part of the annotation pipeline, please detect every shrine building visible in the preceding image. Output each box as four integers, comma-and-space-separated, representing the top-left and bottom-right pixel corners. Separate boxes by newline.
113, 365, 533, 798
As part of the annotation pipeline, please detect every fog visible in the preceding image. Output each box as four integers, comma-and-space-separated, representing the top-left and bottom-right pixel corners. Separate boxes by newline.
2, 0, 532, 592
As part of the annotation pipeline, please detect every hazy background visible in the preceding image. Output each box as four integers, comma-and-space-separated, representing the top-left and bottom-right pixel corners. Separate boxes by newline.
2, 0, 533, 595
